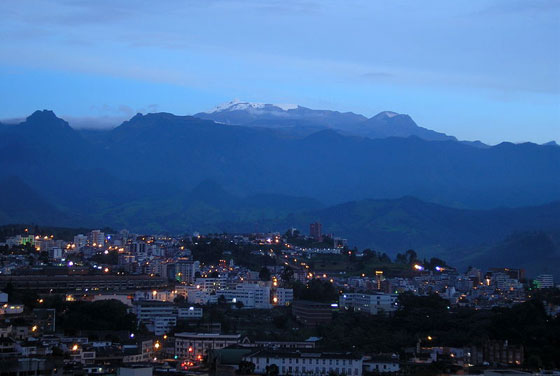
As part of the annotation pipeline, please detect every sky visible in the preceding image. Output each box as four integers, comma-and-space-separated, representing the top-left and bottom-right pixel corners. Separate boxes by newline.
0, 0, 559, 144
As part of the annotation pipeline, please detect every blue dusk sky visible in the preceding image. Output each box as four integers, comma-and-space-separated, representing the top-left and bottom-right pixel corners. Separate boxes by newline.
0, 0, 558, 144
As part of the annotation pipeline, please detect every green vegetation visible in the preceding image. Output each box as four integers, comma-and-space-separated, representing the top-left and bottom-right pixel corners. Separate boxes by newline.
179, 290, 560, 370
308, 252, 409, 277
318, 292, 560, 370
292, 279, 338, 303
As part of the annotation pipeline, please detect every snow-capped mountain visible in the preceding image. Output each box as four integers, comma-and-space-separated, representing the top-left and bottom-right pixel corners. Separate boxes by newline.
194, 100, 461, 142
206, 99, 299, 113
195, 99, 367, 129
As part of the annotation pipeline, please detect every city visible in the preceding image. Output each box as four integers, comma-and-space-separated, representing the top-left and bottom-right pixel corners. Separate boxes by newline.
0, 223, 557, 375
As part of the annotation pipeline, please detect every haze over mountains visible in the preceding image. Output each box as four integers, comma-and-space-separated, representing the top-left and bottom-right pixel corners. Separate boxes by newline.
1, 104, 559, 276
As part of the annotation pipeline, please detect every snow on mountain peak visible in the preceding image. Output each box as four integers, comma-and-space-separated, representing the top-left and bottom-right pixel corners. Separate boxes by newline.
378, 111, 399, 118
206, 99, 298, 113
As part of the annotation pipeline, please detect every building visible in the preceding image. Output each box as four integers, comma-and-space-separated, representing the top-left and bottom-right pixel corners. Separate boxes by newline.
48, 247, 63, 260
243, 349, 363, 376
174, 332, 241, 359
339, 293, 398, 315
274, 288, 294, 306
32, 308, 56, 333
363, 354, 400, 374
88, 230, 105, 247
133, 301, 203, 335
0, 274, 168, 292
175, 260, 200, 283
309, 222, 322, 241
73, 234, 88, 249
467, 340, 524, 366
133, 301, 177, 335
535, 274, 554, 289
177, 306, 203, 319
292, 300, 333, 326
217, 284, 272, 309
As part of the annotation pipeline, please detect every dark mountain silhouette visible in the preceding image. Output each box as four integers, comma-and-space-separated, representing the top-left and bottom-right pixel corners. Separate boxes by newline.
459, 230, 560, 278
0, 176, 73, 226
3, 110, 559, 212
350, 111, 456, 141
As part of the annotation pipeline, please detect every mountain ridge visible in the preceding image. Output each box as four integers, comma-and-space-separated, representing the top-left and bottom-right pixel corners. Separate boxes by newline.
0, 176, 558, 277
195, 100, 459, 142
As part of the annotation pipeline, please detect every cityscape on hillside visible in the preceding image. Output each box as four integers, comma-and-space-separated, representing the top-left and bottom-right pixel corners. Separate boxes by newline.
1, 1, 559, 376
0, 224, 557, 375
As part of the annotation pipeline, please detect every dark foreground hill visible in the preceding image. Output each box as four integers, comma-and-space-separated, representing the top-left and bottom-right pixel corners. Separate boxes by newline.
1, 176, 559, 277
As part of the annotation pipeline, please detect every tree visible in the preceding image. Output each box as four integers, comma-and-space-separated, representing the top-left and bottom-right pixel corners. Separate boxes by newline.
265, 364, 279, 376
235, 300, 245, 309
405, 249, 417, 264
281, 266, 294, 283
217, 295, 227, 306
259, 267, 271, 282
395, 253, 407, 264
293, 279, 338, 303
237, 361, 255, 375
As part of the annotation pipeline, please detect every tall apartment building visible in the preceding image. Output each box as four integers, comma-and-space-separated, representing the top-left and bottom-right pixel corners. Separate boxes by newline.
73, 234, 88, 249
175, 260, 200, 283
309, 222, 322, 241
88, 230, 105, 247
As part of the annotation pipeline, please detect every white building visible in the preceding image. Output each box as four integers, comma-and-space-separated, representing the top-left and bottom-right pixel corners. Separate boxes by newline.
339, 293, 398, 315
363, 354, 400, 374
194, 277, 229, 291
186, 286, 214, 305
274, 288, 294, 306
73, 234, 88, 249
217, 284, 271, 309
187, 283, 280, 309
133, 301, 177, 335
134, 290, 175, 302
535, 274, 554, 289
133, 300, 203, 334
177, 306, 203, 319
48, 247, 63, 260
243, 350, 363, 376
175, 332, 241, 359
88, 230, 105, 247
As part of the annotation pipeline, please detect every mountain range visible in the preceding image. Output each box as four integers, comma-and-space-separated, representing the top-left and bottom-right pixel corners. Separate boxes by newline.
1, 105, 559, 276
194, 100, 461, 142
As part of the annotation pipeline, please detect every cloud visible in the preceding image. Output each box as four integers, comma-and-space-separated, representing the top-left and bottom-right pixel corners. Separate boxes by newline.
63, 115, 123, 129
361, 72, 394, 80
0, 117, 25, 124
474, 0, 560, 16
65, 104, 161, 129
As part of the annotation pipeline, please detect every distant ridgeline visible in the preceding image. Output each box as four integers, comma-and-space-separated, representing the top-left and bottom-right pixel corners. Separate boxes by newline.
0, 107, 559, 276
